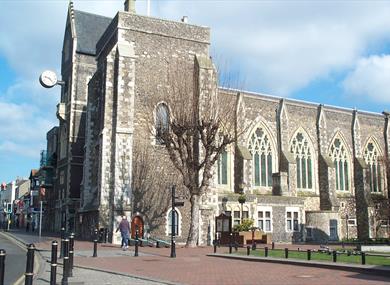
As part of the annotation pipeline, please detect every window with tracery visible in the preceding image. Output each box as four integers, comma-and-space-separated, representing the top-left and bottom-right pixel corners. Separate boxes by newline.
248, 127, 273, 187
364, 141, 382, 193
290, 132, 313, 189
155, 103, 169, 144
329, 138, 350, 191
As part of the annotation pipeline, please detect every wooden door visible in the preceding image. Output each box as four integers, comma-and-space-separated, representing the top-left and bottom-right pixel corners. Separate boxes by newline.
131, 216, 144, 239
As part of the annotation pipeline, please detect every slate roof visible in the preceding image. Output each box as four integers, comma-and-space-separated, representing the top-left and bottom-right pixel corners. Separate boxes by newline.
74, 10, 112, 55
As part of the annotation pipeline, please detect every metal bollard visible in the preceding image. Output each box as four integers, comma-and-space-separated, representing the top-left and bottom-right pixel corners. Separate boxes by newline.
307, 249, 311, 261
361, 252, 366, 265
156, 241, 160, 248
271, 242, 275, 250
134, 230, 139, 257
265, 247, 268, 257
69, 234, 74, 277
252, 241, 256, 250
59, 227, 65, 258
50, 241, 58, 285
61, 239, 69, 285
93, 239, 98, 258
332, 250, 337, 262
213, 243, 217, 253
245, 246, 250, 256
284, 248, 288, 259
24, 244, 35, 285
0, 249, 5, 285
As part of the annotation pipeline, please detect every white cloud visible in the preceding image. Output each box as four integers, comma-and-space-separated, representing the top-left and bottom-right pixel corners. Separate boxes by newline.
343, 55, 390, 103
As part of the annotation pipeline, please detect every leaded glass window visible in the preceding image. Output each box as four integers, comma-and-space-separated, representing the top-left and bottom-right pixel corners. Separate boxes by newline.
364, 141, 382, 193
217, 149, 228, 185
290, 132, 313, 190
329, 138, 350, 191
156, 103, 169, 144
248, 127, 273, 187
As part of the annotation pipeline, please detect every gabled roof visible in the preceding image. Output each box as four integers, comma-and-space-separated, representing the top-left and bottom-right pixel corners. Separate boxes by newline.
74, 10, 112, 55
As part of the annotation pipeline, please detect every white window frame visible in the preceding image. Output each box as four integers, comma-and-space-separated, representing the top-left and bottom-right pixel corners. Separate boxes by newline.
347, 218, 357, 226
257, 206, 272, 232
286, 207, 300, 232
217, 148, 230, 187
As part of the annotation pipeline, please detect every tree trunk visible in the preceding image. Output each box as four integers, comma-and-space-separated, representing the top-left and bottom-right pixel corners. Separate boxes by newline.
186, 194, 200, 247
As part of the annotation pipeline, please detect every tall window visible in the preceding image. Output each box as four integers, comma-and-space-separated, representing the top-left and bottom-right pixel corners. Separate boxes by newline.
329, 137, 350, 191
168, 209, 179, 235
290, 132, 313, 190
217, 149, 228, 185
248, 127, 273, 187
364, 141, 382, 193
156, 103, 169, 144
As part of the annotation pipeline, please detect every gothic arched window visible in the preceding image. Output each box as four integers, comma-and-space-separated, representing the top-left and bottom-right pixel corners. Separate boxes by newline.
168, 209, 179, 235
248, 127, 274, 187
290, 132, 313, 190
329, 137, 350, 191
155, 103, 169, 144
364, 140, 382, 193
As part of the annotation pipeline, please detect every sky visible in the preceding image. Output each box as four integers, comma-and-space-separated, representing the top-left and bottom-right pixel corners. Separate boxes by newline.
0, 0, 390, 183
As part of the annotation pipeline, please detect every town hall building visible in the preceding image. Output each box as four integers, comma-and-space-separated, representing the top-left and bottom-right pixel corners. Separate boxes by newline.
47, 0, 389, 244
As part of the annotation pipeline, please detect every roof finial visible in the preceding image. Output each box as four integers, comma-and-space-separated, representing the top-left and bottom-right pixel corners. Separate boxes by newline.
124, 0, 136, 14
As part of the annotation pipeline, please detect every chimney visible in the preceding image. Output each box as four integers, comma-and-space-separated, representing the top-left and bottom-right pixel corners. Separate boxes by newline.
181, 16, 188, 23
124, 0, 136, 14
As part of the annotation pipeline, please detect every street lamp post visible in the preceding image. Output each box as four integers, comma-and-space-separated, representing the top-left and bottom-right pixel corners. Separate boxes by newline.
346, 214, 349, 241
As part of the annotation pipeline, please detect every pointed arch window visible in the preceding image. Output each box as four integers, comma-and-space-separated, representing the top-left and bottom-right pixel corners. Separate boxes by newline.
364, 141, 382, 193
248, 127, 273, 187
290, 132, 313, 190
168, 209, 179, 235
155, 103, 169, 144
329, 138, 350, 191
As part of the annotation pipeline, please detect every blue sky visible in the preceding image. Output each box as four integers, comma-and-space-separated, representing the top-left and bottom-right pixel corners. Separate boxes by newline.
1, 0, 390, 183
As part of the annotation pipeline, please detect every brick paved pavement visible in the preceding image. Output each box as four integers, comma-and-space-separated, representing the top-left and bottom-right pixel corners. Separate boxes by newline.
4, 230, 390, 285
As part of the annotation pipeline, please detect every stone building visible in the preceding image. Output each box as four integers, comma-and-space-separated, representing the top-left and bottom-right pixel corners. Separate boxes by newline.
51, 1, 389, 244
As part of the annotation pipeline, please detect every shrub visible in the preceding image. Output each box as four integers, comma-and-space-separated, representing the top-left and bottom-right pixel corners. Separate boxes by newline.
233, 218, 254, 232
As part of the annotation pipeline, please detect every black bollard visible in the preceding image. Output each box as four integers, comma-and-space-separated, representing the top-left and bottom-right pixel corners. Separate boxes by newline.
332, 250, 337, 262
24, 244, 35, 285
272, 242, 275, 250
252, 241, 256, 250
307, 249, 311, 261
59, 227, 65, 258
284, 248, 288, 259
229, 233, 233, 254
135, 230, 139, 257
265, 247, 269, 257
361, 252, 366, 265
246, 246, 250, 256
0, 249, 5, 285
69, 234, 74, 277
50, 241, 58, 285
213, 243, 217, 253
156, 241, 160, 248
61, 239, 69, 285
93, 239, 98, 258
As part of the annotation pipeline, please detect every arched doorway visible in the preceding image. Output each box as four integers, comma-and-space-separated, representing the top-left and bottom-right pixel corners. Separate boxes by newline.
131, 216, 144, 239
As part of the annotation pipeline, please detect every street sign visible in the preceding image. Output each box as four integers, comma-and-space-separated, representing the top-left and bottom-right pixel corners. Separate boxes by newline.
174, 201, 184, 207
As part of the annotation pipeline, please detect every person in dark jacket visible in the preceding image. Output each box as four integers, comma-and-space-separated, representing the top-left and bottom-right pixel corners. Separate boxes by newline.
116, 216, 130, 250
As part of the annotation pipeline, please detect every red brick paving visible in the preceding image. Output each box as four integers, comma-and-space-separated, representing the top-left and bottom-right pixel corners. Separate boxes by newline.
33, 238, 390, 285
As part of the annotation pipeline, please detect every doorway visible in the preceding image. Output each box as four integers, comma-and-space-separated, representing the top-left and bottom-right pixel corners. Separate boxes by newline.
131, 216, 144, 239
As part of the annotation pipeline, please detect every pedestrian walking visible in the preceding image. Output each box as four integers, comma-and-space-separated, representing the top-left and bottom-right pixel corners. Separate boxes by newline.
116, 216, 130, 251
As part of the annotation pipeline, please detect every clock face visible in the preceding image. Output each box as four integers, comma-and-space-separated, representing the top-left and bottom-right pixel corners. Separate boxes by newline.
39, 70, 58, 88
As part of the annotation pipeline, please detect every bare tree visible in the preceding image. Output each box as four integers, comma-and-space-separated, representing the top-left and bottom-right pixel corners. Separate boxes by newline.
131, 143, 180, 233
146, 56, 239, 246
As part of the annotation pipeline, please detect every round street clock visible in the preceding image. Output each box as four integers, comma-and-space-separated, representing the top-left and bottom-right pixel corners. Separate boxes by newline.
39, 70, 58, 88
